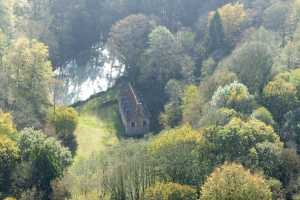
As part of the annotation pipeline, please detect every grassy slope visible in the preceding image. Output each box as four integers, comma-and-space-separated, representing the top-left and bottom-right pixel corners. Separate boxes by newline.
65, 86, 124, 199
73, 85, 123, 159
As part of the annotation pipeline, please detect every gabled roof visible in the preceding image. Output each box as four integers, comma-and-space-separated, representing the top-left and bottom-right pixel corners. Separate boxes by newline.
119, 83, 150, 122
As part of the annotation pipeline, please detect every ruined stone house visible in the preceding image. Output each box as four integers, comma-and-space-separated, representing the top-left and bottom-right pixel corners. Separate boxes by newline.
118, 83, 150, 137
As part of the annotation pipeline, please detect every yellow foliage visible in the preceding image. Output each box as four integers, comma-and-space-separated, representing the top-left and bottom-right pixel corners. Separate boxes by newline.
201, 163, 272, 200
0, 135, 19, 167
181, 85, 202, 125
217, 3, 247, 40
149, 125, 203, 154
4, 197, 16, 200
264, 79, 297, 97
144, 182, 197, 200
0, 112, 16, 136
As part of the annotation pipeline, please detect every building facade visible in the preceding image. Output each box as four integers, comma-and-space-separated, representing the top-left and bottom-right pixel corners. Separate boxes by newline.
118, 84, 150, 137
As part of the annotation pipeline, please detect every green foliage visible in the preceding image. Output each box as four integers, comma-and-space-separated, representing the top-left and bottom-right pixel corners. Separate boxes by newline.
144, 182, 197, 200
279, 149, 300, 186
201, 163, 272, 200
148, 125, 211, 185
263, 2, 290, 31
283, 108, 300, 152
2, 37, 53, 129
251, 107, 275, 126
263, 78, 299, 123
0, 135, 19, 194
48, 106, 79, 155
263, 2, 292, 45
140, 26, 182, 85
160, 102, 182, 128
267, 178, 285, 200
18, 128, 72, 191
181, 85, 202, 126
217, 3, 248, 46
0, 135, 19, 170
201, 57, 217, 78
48, 107, 79, 135
249, 142, 283, 178
228, 41, 273, 94
2, 0, 300, 198
200, 68, 238, 101
203, 117, 282, 163
206, 11, 227, 54
108, 14, 155, 81
65, 140, 153, 200
199, 108, 239, 128
211, 81, 255, 113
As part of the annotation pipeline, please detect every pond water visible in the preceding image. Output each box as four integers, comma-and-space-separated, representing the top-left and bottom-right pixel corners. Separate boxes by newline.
54, 52, 123, 105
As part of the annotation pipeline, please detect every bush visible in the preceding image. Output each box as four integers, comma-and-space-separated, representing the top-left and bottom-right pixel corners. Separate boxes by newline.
148, 125, 211, 185
251, 107, 275, 126
211, 81, 255, 113
203, 117, 282, 163
144, 182, 197, 200
263, 79, 299, 123
201, 163, 272, 200
48, 106, 79, 155
0, 112, 16, 136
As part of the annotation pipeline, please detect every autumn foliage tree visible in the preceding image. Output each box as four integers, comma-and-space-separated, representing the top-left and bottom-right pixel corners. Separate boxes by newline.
144, 182, 197, 200
48, 107, 79, 155
148, 125, 211, 186
201, 163, 272, 200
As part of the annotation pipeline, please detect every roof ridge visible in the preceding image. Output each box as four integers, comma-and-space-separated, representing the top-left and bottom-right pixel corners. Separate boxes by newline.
128, 83, 141, 106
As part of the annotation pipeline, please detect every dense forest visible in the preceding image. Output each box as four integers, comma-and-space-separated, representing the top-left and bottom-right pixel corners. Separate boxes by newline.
1, 0, 300, 199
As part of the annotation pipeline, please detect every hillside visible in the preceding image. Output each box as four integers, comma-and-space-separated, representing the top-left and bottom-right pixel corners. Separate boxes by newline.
73, 85, 123, 159
2, 0, 300, 200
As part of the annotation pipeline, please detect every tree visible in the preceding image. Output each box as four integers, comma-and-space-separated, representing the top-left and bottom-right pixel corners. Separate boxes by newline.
160, 79, 184, 128
138, 26, 188, 130
283, 108, 300, 152
263, 2, 291, 46
249, 142, 283, 178
107, 14, 155, 82
17, 128, 72, 194
201, 163, 272, 200
199, 68, 238, 102
181, 85, 202, 126
140, 26, 182, 85
148, 125, 211, 186
217, 3, 248, 46
3, 37, 53, 129
211, 81, 255, 114
48, 106, 79, 155
199, 108, 239, 128
160, 102, 182, 129
206, 11, 227, 55
0, 1, 8, 32
0, 135, 19, 195
203, 118, 282, 164
0, 112, 16, 136
144, 182, 197, 200
251, 107, 275, 126
263, 78, 299, 124
228, 41, 273, 94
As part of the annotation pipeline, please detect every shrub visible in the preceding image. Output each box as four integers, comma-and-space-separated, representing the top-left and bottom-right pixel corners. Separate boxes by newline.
201, 163, 272, 200
144, 182, 197, 200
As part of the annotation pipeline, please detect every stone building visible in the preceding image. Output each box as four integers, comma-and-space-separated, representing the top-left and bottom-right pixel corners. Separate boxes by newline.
118, 83, 150, 137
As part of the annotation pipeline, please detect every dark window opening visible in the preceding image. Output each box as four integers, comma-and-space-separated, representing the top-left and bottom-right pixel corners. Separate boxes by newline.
143, 120, 147, 127
131, 122, 136, 128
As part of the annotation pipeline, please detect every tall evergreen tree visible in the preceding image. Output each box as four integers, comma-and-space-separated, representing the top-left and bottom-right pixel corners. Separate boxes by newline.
206, 11, 226, 54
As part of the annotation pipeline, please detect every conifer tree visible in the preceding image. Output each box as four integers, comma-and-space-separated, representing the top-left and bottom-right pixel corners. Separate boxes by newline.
207, 11, 226, 54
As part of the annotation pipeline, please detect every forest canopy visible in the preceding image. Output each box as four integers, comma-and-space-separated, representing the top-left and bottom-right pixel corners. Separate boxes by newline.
0, 0, 300, 200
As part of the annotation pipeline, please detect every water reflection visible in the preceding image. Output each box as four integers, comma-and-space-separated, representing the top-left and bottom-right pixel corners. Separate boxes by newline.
54, 51, 123, 105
